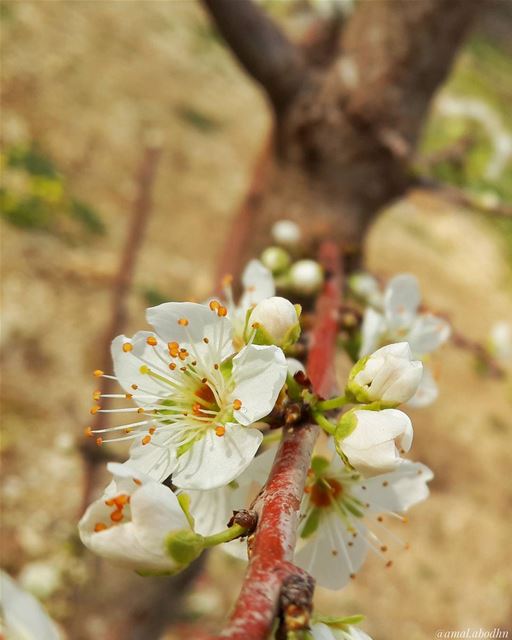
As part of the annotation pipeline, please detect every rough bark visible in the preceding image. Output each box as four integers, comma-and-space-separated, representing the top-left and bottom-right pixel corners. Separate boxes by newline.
203, 0, 480, 275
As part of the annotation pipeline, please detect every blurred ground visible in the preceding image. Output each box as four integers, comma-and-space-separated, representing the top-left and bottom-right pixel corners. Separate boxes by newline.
1, 2, 511, 640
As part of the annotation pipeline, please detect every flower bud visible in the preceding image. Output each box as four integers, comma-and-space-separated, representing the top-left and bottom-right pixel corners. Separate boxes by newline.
290, 260, 323, 295
249, 296, 301, 348
271, 219, 301, 247
335, 408, 413, 475
347, 342, 423, 407
261, 246, 291, 274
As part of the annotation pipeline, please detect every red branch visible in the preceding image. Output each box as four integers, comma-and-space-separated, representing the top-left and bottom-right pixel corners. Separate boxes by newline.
210, 242, 343, 640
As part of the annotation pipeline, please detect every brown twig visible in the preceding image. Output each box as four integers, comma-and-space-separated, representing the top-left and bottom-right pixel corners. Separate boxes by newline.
200, 0, 308, 114
80, 144, 162, 513
208, 242, 343, 640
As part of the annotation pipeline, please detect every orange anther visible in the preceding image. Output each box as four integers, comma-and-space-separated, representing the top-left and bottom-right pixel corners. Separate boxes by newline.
169, 362, 176, 370
95, 437, 103, 447
84, 426, 93, 438
178, 318, 189, 326
217, 306, 227, 317
93, 369, 104, 377
92, 390, 101, 401
90, 405, 100, 415
122, 342, 133, 353
385, 560, 393, 568
203, 337, 209, 344
232, 399, 242, 410
110, 510, 124, 523
133, 478, 142, 486
113, 494, 129, 508
178, 349, 189, 361
192, 403, 202, 415
252, 322, 261, 329
146, 336, 157, 346
215, 425, 226, 437
131, 384, 138, 390
209, 300, 220, 311
137, 408, 144, 414
94, 522, 108, 532
142, 435, 151, 445
149, 427, 156, 435
124, 428, 132, 433
125, 393, 133, 399
168, 341, 180, 357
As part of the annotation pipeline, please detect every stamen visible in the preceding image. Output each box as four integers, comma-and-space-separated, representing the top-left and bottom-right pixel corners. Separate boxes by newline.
131, 384, 138, 390
95, 437, 103, 446
142, 435, 152, 445
122, 343, 133, 353
90, 406, 101, 415
218, 306, 227, 317
94, 523, 108, 532
93, 369, 104, 377
178, 318, 189, 326
84, 427, 93, 438
215, 426, 226, 437
146, 336, 157, 346
209, 300, 221, 311
232, 399, 242, 410
110, 510, 124, 523
92, 390, 101, 401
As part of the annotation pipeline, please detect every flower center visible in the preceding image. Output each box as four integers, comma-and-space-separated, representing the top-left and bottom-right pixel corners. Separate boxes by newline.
309, 477, 343, 508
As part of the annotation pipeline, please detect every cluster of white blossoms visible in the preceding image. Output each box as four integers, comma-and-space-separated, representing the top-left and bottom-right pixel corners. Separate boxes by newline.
78, 251, 445, 639
350, 272, 451, 407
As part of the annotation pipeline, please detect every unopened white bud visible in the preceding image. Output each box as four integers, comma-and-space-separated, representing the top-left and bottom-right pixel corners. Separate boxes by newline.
347, 342, 423, 406
271, 220, 301, 247
290, 260, 323, 295
250, 296, 300, 347
261, 246, 291, 274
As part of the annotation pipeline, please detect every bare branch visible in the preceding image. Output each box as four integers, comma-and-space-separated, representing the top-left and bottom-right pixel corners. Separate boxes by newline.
200, 0, 308, 113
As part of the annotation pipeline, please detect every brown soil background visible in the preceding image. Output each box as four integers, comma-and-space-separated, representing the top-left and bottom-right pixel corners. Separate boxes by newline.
1, 2, 511, 639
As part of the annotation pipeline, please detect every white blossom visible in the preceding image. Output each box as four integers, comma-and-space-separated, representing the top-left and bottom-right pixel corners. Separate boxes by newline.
90, 301, 287, 490
337, 409, 413, 475
295, 456, 432, 589
261, 246, 291, 274
348, 343, 423, 406
79, 462, 191, 573
359, 274, 451, 359
0, 570, 60, 640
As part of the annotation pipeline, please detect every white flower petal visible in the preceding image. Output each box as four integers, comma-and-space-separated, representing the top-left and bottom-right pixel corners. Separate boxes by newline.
352, 462, 433, 513
359, 308, 385, 357
172, 425, 263, 490
310, 622, 337, 640
231, 344, 287, 425
342, 409, 413, 474
146, 302, 233, 361
239, 259, 275, 310
111, 332, 172, 402
384, 274, 421, 330
131, 482, 189, 553
406, 314, 451, 355
0, 571, 60, 640
128, 430, 178, 482
295, 512, 367, 589
406, 367, 439, 408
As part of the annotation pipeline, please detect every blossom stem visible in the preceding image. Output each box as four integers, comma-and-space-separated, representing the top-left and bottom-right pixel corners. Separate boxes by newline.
315, 395, 350, 411
202, 524, 249, 547
312, 410, 336, 435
